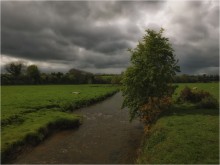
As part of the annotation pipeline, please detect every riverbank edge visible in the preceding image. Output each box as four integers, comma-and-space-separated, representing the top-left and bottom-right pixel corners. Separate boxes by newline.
2, 90, 119, 164
2, 118, 81, 164
135, 106, 219, 164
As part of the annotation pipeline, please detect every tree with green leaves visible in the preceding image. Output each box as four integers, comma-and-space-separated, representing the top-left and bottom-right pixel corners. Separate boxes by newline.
122, 28, 180, 125
5, 61, 25, 77
26, 65, 41, 84
5, 61, 26, 84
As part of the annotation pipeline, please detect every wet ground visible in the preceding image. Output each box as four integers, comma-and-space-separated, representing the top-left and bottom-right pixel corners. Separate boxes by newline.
13, 92, 144, 164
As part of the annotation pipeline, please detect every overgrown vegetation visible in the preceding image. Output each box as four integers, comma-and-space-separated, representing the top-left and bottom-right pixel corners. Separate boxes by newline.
137, 83, 219, 164
176, 86, 218, 109
197, 95, 219, 109
173, 83, 219, 100
139, 96, 172, 133
1, 84, 119, 163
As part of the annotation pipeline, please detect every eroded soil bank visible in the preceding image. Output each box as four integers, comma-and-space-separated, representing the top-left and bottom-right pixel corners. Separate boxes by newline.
12, 93, 143, 164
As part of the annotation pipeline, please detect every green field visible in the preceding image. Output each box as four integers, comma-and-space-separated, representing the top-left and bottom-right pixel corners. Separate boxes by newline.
1, 84, 118, 162
137, 82, 219, 164
1, 83, 219, 163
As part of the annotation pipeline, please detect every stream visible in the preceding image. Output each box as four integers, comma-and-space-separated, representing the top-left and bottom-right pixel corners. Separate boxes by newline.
13, 92, 144, 164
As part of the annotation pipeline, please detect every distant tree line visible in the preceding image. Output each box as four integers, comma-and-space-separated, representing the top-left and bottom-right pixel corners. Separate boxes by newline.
1, 62, 122, 85
173, 74, 219, 83
1, 62, 219, 85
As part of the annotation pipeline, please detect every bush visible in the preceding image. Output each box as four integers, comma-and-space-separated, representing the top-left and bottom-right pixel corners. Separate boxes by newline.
177, 86, 211, 103
197, 96, 219, 109
193, 90, 211, 103
177, 86, 218, 109
140, 96, 172, 133
177, 86, 194, 102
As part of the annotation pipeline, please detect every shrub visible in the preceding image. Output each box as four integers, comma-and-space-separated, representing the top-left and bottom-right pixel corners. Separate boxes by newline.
197, 96, 219, 109
193, 90, 211, 103
177, 86, 211, 103
177, 86, 193, 102
177, 86, 218, 109
140, 96, 172, 133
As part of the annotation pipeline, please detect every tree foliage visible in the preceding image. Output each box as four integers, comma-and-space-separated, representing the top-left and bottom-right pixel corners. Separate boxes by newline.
122, 28, 180, 123
2, 63, 122, 85
26, 65, 41, 84
5, 61, 25, 77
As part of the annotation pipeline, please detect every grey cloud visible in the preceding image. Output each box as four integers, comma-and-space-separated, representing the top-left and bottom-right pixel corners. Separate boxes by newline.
174, 40, 219, 74
1, 27, 77, 61
1, 1, 219, 74
2, 0, 163, 70
166, 1, 219, 74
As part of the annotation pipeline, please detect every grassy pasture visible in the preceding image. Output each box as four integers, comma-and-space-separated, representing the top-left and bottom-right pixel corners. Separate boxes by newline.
1, 84, 118, 162
1, 84, 118, 121
137, 82, 219, 164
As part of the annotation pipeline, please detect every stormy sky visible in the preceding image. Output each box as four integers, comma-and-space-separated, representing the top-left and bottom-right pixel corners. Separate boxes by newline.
1, 0, 219, 74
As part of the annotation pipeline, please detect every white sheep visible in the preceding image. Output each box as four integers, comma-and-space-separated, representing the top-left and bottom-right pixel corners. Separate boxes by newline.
192, 87, 197, 90
72, 92, 80, 94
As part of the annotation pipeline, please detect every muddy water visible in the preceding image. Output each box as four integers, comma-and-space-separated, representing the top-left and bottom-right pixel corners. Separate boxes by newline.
13, 93, 144, 164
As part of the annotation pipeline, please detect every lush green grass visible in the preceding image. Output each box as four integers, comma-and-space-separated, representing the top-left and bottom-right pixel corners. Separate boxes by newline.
1, 84, 118, 121
1, 84, 118, 162
137, 82, 219, 164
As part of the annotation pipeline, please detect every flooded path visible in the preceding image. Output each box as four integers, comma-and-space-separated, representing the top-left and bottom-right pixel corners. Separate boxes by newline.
13, 93, 144, 164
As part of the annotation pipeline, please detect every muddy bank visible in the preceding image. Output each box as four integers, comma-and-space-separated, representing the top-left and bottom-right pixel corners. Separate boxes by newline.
12, 93, 144, 164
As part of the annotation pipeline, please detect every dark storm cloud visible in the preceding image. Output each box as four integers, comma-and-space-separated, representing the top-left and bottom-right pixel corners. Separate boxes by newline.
1, 1, 219, 74
166, 1, 219, 74
1, 1, 164, 72
2, 1, 162, 60
174, 42, 219, 74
